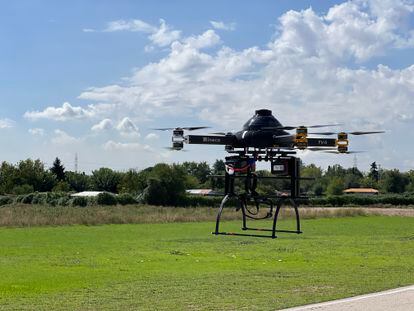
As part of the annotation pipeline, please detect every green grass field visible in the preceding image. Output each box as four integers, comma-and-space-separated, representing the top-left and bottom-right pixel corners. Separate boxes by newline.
1, 216, 413, 310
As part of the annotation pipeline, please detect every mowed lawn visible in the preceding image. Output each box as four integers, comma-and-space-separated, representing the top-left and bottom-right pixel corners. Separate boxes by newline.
0, 216, 413, 310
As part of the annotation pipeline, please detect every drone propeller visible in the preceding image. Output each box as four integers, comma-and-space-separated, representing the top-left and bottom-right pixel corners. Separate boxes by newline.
304, 147, 364, 154
323, 150, 365, 154
309, 130, 385, 136
163, 147, 188, 152
306, 147, 337, 151
263, 124, 342, 131
274, 134, 296, 139
209, 132, 227, 136
153, 126, 210, 131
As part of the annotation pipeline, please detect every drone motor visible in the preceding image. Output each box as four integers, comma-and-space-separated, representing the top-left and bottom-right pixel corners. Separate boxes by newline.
295, 126, 308, 149
336, 132, 349, 153
171, 129, 185, 150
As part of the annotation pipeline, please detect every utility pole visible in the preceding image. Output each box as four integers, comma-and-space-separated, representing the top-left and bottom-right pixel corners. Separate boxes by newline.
353, 154, 358, 173
75, 153, 78, 173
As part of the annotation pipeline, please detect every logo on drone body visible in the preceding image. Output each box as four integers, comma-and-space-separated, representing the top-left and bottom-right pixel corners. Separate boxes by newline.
203, 137, 221, 143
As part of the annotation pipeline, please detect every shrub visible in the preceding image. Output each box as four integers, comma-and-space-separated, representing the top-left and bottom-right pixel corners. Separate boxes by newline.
57, 196, 71, 206
31, 193, 48, 205
44, 192, 70, 206
71, 196, 88, 207
97, 192, 117, 205
87, 196, 97, 206
0, 196, 13, 206
21, 193, 35, 204
117, 193, 137, 205
15, 195, 25, 204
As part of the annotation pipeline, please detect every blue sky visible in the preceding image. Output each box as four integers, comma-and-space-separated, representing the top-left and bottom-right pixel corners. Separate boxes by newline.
1, 0, 414, 172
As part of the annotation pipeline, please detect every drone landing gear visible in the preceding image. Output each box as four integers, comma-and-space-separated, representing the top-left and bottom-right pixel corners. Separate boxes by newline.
213, 154, 304, 239
214, 194, 301, 239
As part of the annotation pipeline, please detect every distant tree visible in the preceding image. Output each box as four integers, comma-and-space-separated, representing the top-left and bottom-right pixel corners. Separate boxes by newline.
139, 178, 169, 206
139, 163, 186, 206
301, 163, 323, 193
66, 171, 90, 192
343, 168, 363, 188
255, 169, 289, 195
118, 169, 148, 194
12, 184, 34, 195
50, 157, 66, 181
379, 169, 409, 193
91, 168, 121, 193
369, 162, 379, 182
0, 161, 18, 194
326, 177, 345, 196
212, 159, 225, 173
181, 161, 212, 185
17, 159, 56, 192
312, 182, 324, 196
406, 170, 414, 193
211, 159, 226, 190
360, 176, 377, 188
324, 164, 347, 178
52, 181, 71, 192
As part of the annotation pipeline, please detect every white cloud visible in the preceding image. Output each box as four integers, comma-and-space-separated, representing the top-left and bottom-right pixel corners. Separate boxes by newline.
82, 28, 96, 33
104, 19, 156, 33
210, 20, 236, 31
91, 119, 113, 131
145, 133, 159, 140
148, 19, 181, 47
51, 129, 80, 145
103, 140, 152, 152
25, 102, 92, 121
24, 102, 113, 122
0, 118, 15, 129
28, 128, 45, 136
104, 18, 180, 48
116, 117, 140, 137
184, 30, 220, 49
272, 0, 414, 62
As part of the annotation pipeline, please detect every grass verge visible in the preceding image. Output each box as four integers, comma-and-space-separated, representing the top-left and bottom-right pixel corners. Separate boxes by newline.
0, 204, 375, 227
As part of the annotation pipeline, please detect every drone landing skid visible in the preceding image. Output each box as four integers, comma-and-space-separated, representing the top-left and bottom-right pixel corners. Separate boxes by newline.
213, 195, 302, 239
212, 155, 304, 239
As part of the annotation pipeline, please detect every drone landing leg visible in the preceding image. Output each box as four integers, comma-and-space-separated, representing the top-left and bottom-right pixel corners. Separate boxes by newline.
214, 194, 231, 235
241, 198, 248, 231
272, 198, 302, 238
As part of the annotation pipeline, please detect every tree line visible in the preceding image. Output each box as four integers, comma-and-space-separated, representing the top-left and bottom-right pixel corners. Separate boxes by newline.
0, 158, 413, 205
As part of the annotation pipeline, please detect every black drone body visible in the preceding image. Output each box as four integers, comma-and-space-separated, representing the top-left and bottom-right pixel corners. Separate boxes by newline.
233, 109, 292, 148
184, 109, 293, 149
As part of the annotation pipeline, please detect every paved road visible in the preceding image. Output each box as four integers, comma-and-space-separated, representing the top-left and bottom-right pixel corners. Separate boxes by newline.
282, 285, 414, 311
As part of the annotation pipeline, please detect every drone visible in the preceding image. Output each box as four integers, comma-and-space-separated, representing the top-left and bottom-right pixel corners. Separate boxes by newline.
155, 109, 384, 238
155, 109, 384, 154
